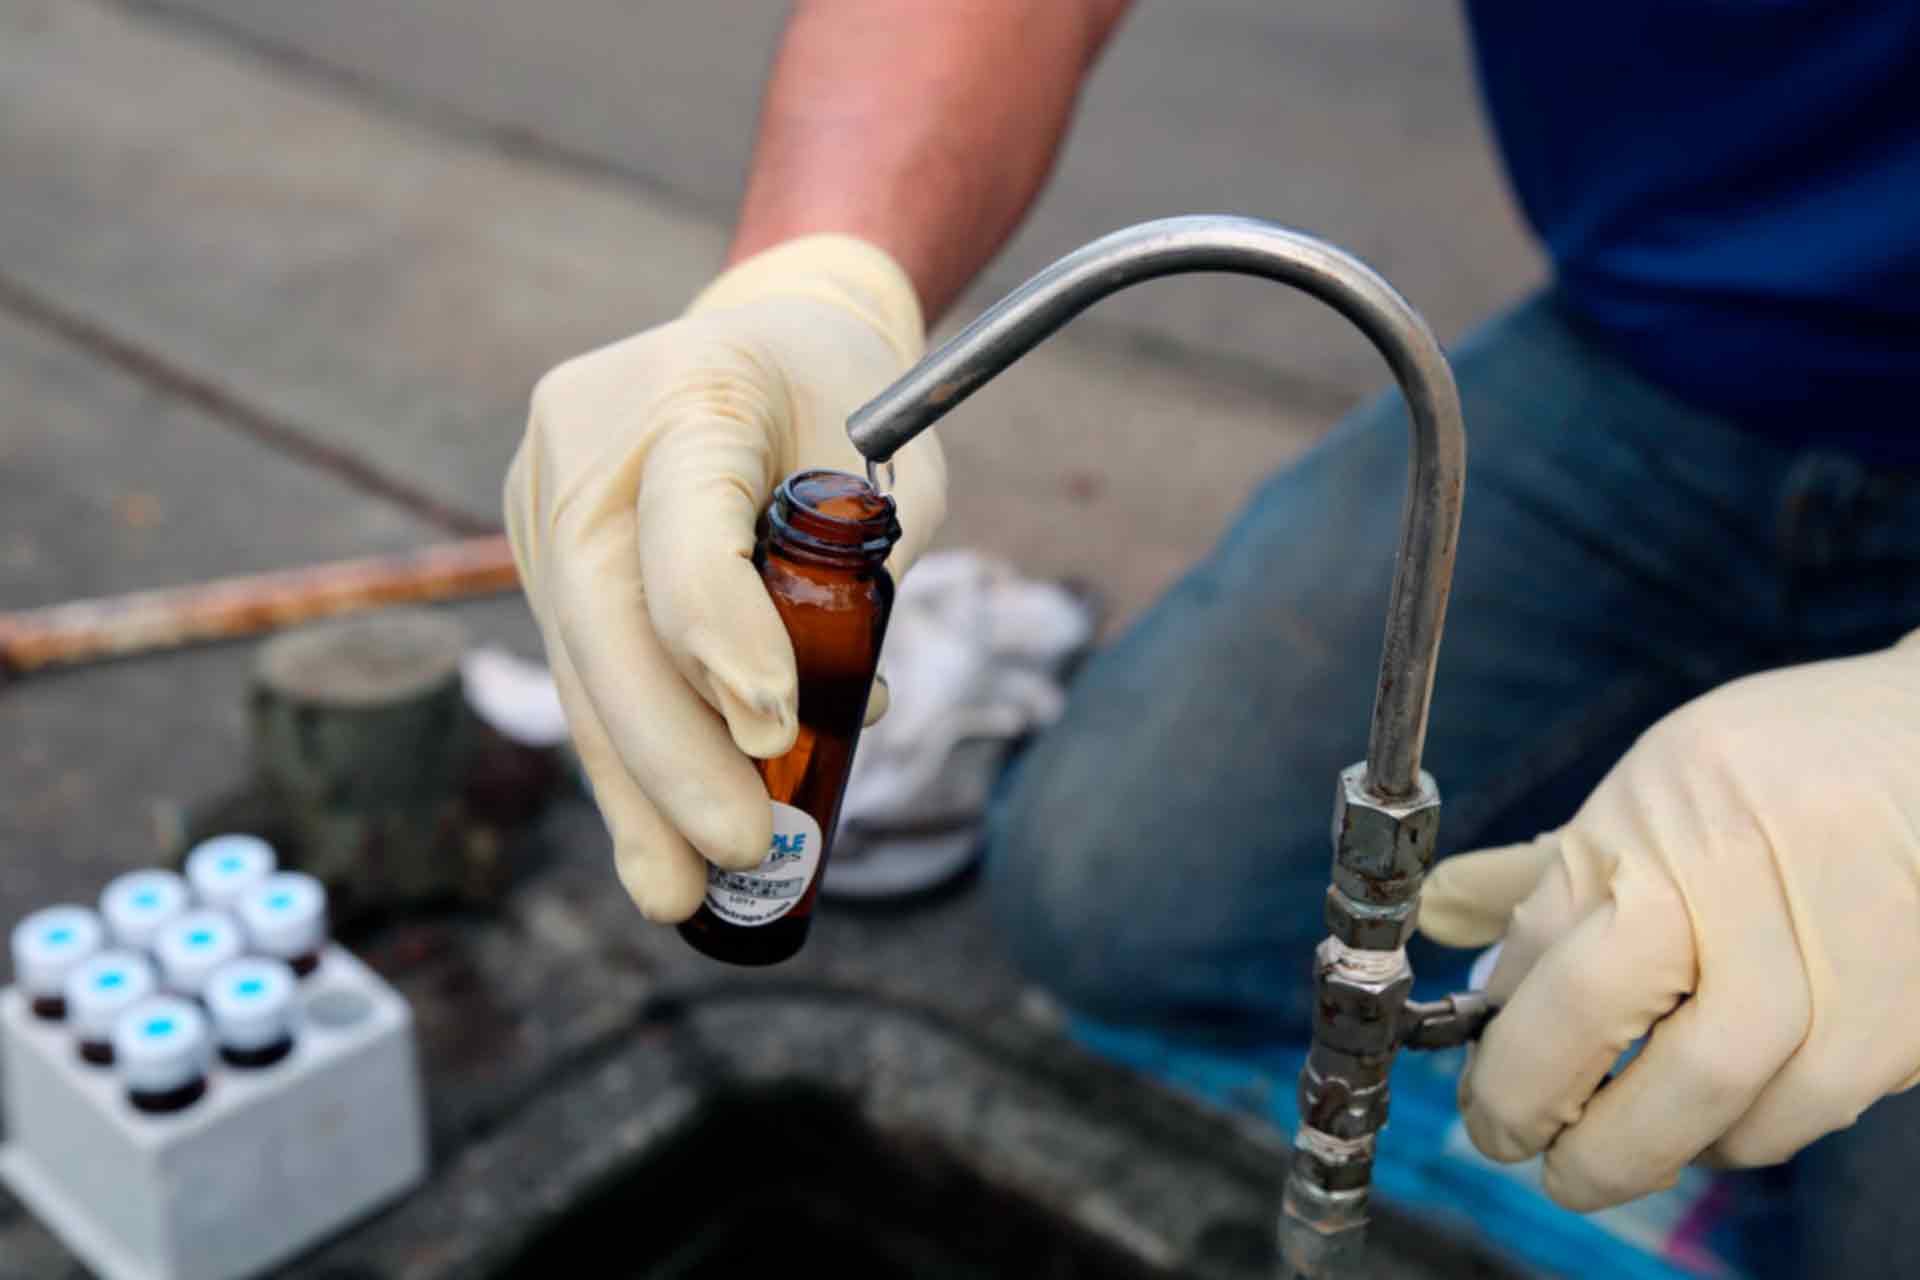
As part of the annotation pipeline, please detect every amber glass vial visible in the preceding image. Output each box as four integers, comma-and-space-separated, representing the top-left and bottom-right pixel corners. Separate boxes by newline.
678, 469, 900, 965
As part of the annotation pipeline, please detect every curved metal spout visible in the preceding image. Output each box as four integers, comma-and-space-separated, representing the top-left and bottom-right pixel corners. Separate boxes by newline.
848, 215, 1465, 800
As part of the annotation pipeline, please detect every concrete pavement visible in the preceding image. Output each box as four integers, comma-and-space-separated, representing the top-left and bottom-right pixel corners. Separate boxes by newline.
0, 4, 1541, 1273
4, 0, 1541, 626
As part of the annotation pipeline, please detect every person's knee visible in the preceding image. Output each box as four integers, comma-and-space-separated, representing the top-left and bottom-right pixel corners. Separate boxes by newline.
983, 743, 1158, 1022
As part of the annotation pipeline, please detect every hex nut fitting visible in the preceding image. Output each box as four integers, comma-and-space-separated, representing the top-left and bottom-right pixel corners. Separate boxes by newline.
1324, 886, 1419, 951
1298, 1052, 1391, 1139
1288, 1132, 1376, 1195
1330, 763, 1440, 906
1312, 937, 1413, 1058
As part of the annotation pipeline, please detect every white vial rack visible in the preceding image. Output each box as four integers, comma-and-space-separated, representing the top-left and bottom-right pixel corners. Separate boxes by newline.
3, 930, 427, 1280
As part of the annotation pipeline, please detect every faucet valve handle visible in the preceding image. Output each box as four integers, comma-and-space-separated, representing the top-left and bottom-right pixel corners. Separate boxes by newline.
1399, 991, 1497, 1052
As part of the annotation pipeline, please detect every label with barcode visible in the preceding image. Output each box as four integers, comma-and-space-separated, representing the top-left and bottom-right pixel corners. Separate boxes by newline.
702, 802, 823, 926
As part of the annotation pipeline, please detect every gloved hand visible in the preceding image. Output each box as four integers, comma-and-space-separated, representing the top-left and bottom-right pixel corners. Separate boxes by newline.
1418, 632, 1920, 1212
504, 235, 946, 922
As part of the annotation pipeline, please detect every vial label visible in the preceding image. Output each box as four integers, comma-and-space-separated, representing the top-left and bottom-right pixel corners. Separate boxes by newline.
701, 802, 823, 927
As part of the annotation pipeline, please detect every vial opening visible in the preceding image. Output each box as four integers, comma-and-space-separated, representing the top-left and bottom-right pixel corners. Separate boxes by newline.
769, 469, 900, 560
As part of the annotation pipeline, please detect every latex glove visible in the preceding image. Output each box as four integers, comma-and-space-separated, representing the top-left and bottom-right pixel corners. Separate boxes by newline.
1418, 632, 1920, 1211
504, 235, 946, 922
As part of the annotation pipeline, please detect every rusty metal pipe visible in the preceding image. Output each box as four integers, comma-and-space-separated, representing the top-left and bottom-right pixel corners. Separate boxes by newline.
0, 536, 517, 679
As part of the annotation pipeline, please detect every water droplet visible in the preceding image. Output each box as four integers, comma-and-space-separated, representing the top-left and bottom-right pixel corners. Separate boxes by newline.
865, 456, 895, 495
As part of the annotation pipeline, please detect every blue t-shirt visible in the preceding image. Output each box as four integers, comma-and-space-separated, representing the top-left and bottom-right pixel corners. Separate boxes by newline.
1464, 3, 1920, 460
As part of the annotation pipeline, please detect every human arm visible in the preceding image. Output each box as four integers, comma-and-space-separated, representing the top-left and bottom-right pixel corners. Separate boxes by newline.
504, 1, 1130, 921
730, 0, 1134, 320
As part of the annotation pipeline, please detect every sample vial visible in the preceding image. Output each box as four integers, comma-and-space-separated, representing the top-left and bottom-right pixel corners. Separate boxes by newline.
11, 905, 106, 1020
236, 872, 328, 977
184, 833, 277, 911
113, 995, 211, 1114
679, 470, 900, 966
205, 958, 298, 1068
65, 950, 159, 1065
100, 869, 191, 951
154, 909, 246, 998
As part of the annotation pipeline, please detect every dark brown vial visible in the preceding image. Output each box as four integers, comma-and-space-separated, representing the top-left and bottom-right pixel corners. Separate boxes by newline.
130, 1079, 207, 1115
678, 469, 900, 965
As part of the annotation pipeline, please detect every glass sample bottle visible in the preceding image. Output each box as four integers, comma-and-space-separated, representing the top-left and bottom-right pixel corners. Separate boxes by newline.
11, 905, 105, 1021
100, 869, 190, 951
236, 872, 328, 978
113, 995, 212, 1114
205, 958, 298, 1068
154, 909, 245, 998
678, 470, 900, 966
66, 950, 159, 1065
184, 833, 277, 911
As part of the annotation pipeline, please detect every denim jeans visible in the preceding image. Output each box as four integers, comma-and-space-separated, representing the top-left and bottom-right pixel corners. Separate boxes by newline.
983, 289, 1920, 1277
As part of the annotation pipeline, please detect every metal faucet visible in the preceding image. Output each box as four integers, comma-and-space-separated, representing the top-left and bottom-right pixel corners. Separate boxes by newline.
847, 215, 1494, 1278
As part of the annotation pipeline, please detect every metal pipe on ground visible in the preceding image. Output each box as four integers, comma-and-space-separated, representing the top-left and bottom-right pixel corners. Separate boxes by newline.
0, 536, 518, 680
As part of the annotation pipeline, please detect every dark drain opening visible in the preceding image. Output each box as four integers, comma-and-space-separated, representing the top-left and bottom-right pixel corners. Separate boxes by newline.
497, 1086, 1175, 1278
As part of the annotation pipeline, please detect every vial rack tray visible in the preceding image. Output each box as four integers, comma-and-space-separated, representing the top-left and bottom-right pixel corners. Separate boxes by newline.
1, 945, 426, 1280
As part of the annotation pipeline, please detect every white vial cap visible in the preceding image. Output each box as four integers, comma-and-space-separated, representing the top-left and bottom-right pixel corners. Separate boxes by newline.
113, 995, 210, 1096
11, 905, 105, 999
154, 910, 245, 996
100, 870, 191, 949
205, 958, 298, 1052
65, 950, 159, 1044
237, 873, 327, 962
185, 834, 277, 909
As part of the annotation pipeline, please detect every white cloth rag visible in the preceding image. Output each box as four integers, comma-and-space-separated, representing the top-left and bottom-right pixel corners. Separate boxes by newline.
460, 550, 1096, 901
826, 550, 1096, 899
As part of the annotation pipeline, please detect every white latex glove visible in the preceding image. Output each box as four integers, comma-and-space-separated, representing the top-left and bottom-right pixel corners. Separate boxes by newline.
1418, 631, 1920, 1212
503, 235, 946, 922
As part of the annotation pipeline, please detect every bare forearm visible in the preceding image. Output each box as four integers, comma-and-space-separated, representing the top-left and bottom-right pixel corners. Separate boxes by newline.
728, 0, 1132, 322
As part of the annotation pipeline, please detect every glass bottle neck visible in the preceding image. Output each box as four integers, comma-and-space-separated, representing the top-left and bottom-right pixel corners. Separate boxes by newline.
764, 469, 900, 567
